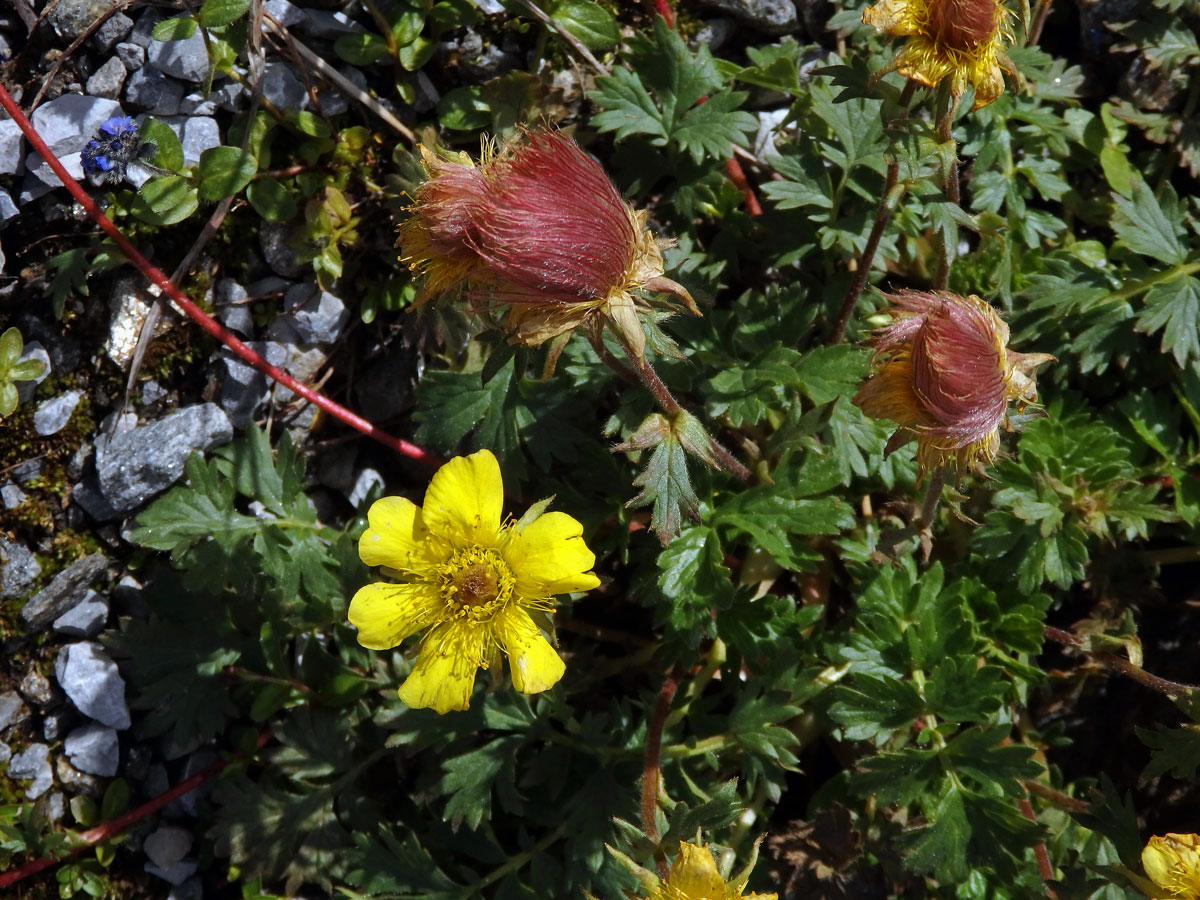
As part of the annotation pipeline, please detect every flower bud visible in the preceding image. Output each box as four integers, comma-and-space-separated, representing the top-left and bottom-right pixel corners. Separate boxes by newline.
853, 290, 1053, 477
399, 130, 695, 360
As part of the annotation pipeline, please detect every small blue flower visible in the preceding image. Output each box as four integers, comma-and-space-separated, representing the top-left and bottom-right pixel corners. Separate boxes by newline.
99, 116, 138, 136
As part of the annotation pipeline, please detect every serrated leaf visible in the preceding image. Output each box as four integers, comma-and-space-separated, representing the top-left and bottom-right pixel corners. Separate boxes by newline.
1111, 178, 1188, 265
1138, 723, 1200, 780
1136, 275, 1200, 366
628, 429, 699, 543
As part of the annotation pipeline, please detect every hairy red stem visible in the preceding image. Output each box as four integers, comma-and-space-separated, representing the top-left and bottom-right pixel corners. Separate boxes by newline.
642, 664, 682, 878
1019, 797, 1058, 897
724, 157, 763, 216
0, 84, 439, 469
652, 0, 674, 27
0, 732, 271, 889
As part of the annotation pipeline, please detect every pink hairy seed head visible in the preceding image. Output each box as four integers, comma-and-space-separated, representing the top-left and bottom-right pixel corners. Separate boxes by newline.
412, 158, 488, 261
928, 0, 998, 51
472, 131, 639, 303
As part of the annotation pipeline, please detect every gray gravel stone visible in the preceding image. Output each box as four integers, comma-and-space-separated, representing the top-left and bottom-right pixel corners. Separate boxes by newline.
7, 743, 53, 798
65, 722, 119, 776
128, 7, 164, 47
216, 279, 254, 337
19, 553, 108, 632
213, 79, 248, 112
696, 0, 799, 33
265, 0, 306, 25
147, 19, 211, 82
56, 755, 105, 795
146, 859, 199, 886
262, 61, 308, 110
259, 221, 303, 276
90, 9, 134, 51
0, 744, 8, 769
116, 41, 145, 70
25, 95, 124, 187
86, 56, 128, 99
53, 590, 108, 637
347, 468, 384, 508
179, 91, 217, 116
19, 668, 54, 706
33, 390, 83, 436
354, 346, 415, 423
125, 64, 183, 115
0, 537, 40, 598
2, 482, 26, 508
160, 115, 220, 166
48, 0, 117, 41
0, 189, 18, 222
168, 877, 203, 900
272, 345, 326, 405
55, 642, 131, 730
43, 708, 75, 741
0, 119, 23, 175
92, 404, 233, 513
215, 341, 288, 428
10, 458, 44, 484
0, 692, 28, 733
299, 9, 366, 36
145, 826, 193, 869
281, 283, 349, 344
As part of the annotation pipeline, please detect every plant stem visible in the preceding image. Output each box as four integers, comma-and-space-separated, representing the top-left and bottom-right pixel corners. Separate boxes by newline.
651, 0, 675, 26
455, 825, 568, 899
0, 732, 271, 889
643, 664, 682, 876
916, 467, 946, 531
0, 83, 437, 468
828, 81, 918, 344
1019, 797, 1059, 898
1028, 0, 1053, 45
1139, 545, 1200, 565
1044, 625, 1200, 699
1106, 260, 1200, 304
1022, 779, 1090, 814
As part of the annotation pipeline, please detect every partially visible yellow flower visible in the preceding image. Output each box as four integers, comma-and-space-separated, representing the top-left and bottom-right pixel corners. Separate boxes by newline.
1143, 833, 1200, 899
609, 841, 777, 900
348, 450, 601, 714
853, 290, 1052, 478
862, 0, 1016, 109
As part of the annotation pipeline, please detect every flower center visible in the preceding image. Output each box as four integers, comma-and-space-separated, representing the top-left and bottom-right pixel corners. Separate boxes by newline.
438, 546, 515, 622
927, 0, 997, 51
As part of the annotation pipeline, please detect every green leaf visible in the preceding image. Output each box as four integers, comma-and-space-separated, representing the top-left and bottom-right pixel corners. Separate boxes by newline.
197, 0, 250, 27
828, 676, 926, 742
440, 736, 522, 830
247, 177, 299, 222
1111, 178, 1188, 265
137, 117, 185, 173
437, 85, 491, 131
657, 526, 733, 637
0, 381, 17, 417
1136, 275, 1200, 367
589, 18, 755, 163
547, 0, 619, 50
627, 427, 699, 543
132, 175, 200, 225
1138, 723, 1200, 780
0, 327, 24, 368
334, 32, 390, 66
152, 15, 198, 41
196, 145, 258, 200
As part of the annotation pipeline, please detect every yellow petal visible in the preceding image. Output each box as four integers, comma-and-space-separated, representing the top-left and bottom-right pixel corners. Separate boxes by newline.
668, 843, 728, 899
397, 623, 483, 713
504, 511, 601, 597
497, 607, 565, 694
1143, 834, 1200, 899
862, 0, 918, 35
853, 358, 926, 428
359, 496, 433, 570
347, 582, 441, 650
422, 450, 504, 547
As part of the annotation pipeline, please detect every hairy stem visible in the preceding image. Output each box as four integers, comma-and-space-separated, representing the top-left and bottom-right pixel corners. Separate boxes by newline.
643, 664, 683, 876
1044, 625, 1200, 698
1022, 779, 1090, 814
1019, 797, 1059, 898
828, 82, 918, 343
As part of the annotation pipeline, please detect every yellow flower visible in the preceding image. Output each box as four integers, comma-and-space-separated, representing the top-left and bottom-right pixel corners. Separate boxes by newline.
862, 0, 1016, 109
1143, 833, 1200, 899
348, 450, 601, 714
650, 842, 777, 900
853, 290, 1052, 478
